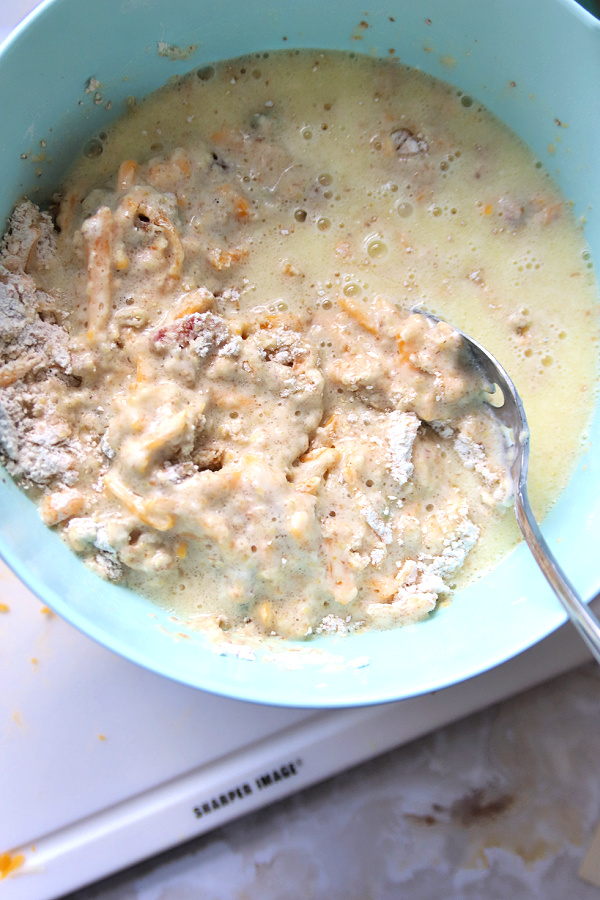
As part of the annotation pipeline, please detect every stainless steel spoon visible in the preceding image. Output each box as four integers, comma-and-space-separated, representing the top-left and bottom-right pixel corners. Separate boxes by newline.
416, 310, 600, 664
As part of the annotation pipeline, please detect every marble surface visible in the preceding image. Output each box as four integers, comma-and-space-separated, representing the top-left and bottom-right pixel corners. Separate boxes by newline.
62, 662, 600, 900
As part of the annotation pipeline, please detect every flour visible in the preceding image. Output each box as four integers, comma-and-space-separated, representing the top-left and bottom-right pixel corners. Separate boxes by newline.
152, 311, 238, 360
0, 401, 18, 460
356, 491, 393, 544
417, 514, 480, 586
386, 410, 420, 486
454, 429, 513, 505
315, 614, 354, 635
0, 201, 57, 273
370, 547, 386, 567
454, 434, 492, 482
0, 215, 75, 485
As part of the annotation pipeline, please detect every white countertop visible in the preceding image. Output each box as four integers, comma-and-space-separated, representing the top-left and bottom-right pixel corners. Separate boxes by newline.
61, 662, 600, 900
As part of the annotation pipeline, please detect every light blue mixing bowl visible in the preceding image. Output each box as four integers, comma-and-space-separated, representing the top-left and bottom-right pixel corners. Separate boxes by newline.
0, 0, 599, 707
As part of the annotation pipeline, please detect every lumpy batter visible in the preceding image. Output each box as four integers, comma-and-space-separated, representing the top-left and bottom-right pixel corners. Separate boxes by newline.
0, 51, 597, 639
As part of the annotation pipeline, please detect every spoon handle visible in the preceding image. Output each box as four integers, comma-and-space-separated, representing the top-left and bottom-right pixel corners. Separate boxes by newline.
515, 486, 600, 665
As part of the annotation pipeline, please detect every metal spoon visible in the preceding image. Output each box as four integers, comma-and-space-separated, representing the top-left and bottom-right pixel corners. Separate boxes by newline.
416, 310, 600, 664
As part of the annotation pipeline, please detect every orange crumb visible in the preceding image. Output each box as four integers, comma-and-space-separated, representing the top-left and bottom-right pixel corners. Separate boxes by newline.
0, 603, 9, 613
0, 852, 25, 880
235, 196, 250, 219
98, 734, 107, 741
40, 605, 55, 617
208, 247, 249, 270
484, 204, 493, 215
176, 541, 187, 559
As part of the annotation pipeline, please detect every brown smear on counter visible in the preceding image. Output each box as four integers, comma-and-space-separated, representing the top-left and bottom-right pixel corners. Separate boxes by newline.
0, 851, 25, 880
450, 787, 515, 826
404, 781, 584, 868
405, 784, 515, 829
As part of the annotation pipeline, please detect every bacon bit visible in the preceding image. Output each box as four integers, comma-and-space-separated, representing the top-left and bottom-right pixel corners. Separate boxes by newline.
335, 240, 352, 259
153, 312, 211, 349
208, 247, 249, 270
0, 852, 25, 880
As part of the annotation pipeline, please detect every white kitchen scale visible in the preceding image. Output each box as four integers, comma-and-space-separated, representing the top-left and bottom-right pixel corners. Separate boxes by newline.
0, 557, 596, 900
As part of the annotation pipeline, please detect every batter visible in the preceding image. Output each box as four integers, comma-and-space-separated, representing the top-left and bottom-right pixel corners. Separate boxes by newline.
0, 51, 597, 639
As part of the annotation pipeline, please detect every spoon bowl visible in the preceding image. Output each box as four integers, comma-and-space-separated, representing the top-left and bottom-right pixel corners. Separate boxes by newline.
416, 309, 600, 665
